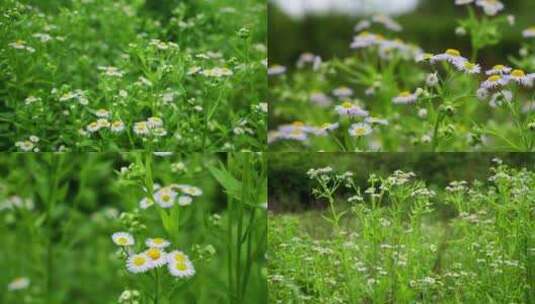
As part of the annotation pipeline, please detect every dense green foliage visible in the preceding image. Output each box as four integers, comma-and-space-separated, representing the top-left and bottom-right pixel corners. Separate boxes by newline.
0, 152, 267, 303
0, 0, 267, 151
269, 162, 534, 303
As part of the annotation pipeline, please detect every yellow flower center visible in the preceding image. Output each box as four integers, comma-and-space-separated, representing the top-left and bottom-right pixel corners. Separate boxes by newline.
355, 128, 367, 136
493, 64, 505, 70
133, 256, 146, 266
117, 237, 128, 245
175, 262, 188, 271
511, 69, 525, 77
174, 253, 186, 263
153, 238, 164, 244
292, 121, 304, 127
445, 49, 460, 57
464, 62, 475, 69
161, 194, 171, 202
488, 75, 501, 82
423, 53, 433, 60
399, 91, 411, 97
342, 101, 353, 109
147, 248, 161, 260
321, 123, 331, 128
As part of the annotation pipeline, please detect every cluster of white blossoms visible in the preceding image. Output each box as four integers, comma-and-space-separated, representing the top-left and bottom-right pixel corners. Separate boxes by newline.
111, 233, 195, 278
8, 40, 35, 53
14, 135, 40, 152
454, 0, 504, 16
148, 39, 179, 51
133, 117, 167, 137
139, 183, 202, 209
98, 66, 125, 78
191, 67, 234, 78
58, 89, 89, 105
86, 109, 126, 134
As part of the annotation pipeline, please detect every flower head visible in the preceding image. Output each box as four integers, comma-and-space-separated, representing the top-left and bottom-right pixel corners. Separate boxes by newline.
481, 75, 509, 90
348, 123, 372, 137
112, 232, 135, 246
144, 247, 167, 268
126, 253, 152, 273
334, 101, 369, 117
393, 91, 418, 104
167, 251, 195, 278
145, 238, 170, 249
475, 0, 504, 16
523, 26, 535, 38
8, 277, 30, 291
154, 187, 177, 208
485, 64, 512, 75
454, 61, 481, 74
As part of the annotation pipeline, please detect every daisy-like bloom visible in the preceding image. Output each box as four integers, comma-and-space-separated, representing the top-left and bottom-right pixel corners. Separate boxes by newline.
393, 91, 418, 104
15, 140, 34, 151
98, 66, 124, 77
95, 109, 110, 118
431, 49, 467, 65
111, 120, 125, 133
426, 72, 439, 87
350, 32, 385, 49
348, 123, 372, 137
354, 20, 371, 32
154, 186, 177, 208
112, 232, 135, 246
8, 40, 35, 53
334, 101, 369, 117
485, 64, 512, 75
126, 253, 152, 273
476, 88, 489, 101
296, 53, 321, 69
147, 117, 163, 129
523, 26, 535, 38
133, 121, 150, 136
96, 119, 110, 129
8, 277, 30, 291
455, 0, 474, 5
418, 108, 428, 119
24, 96, 40, 104
332, 86, 354, 98
371, 14, 402, 32
29, 135, 39, 143
313, 122, 340, 136
475, 0, 504, 16
146, 238, 171, 249
310, 92, 332, 107
167, 251, 195, 278
173, 184, 203, 197
480, 74, 509, 90
178, 195, 192, 206
454, 61, 481, 74
144, 247, 167, 268
508, 69, 533, 87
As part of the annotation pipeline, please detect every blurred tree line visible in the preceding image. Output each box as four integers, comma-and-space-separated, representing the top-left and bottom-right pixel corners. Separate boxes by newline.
268, 153, 535, 212
269, 0, 535, 68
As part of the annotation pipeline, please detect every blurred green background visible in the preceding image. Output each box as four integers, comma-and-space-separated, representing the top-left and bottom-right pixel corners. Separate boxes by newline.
269, 0, 535, 67
268, 153, 535, 212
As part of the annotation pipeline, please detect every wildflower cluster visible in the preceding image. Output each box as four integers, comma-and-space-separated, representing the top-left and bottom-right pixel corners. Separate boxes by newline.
269, 2, 535, 151
270, 162, 534, 303
1, 0, 267, 151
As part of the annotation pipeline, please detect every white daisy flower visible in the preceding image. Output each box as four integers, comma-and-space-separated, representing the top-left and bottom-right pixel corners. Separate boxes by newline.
348, 123, 372, 137
133, 121, 150, 136
146, 238, 171, 249
508, 69, 533, 87
267, 65, 286, 76
96, 119, 110, 129
24, 96, 40, 104
147, 117, 163, 129
332, 86, 353, 98
523, 26, 535, 38
372, 14, 402, 32
8, 277, 30, 291
313, 122, 340, 136
454, 61, 481, 74
95, 109, 110, 118
111, 120, 125, 133
154, 187, 177, 208
126, 253, 152, 273
418, 108, 428, 118
480, 75, 509, 89
310, 92, 332, 107
178, 195, 192, 206
430, 49, 467, 65
393, 91, 418, 104
334, 101, 369, 117
485, 64, 512, 75
173, 184, 203, 197
167, 251, 195, 278
144, 248, 167, 268
350, 32, 385, 49
475, 0, 504, 16
29, 135, 39, 143
112, 232, 135, 246
86, 121, 100, 133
